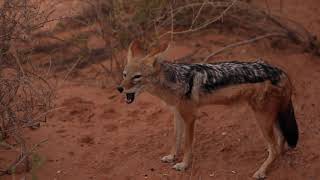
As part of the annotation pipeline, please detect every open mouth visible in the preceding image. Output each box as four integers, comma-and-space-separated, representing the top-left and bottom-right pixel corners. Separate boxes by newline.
125, 93, 135, 104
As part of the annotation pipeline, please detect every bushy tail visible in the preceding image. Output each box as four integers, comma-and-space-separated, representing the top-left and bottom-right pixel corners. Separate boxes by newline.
278, 100, 299, 148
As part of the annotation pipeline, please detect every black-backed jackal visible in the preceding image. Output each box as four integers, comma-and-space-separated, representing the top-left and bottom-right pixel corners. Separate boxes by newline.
117, 40, 299, 179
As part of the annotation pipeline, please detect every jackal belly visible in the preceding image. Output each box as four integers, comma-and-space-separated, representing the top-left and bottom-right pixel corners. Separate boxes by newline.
197, 74, 291, 109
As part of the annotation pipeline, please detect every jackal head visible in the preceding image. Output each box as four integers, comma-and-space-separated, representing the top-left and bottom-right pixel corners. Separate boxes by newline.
117, 40, 169, 104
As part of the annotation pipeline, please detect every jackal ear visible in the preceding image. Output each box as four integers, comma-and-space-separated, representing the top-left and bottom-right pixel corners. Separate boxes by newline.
149, 42, 170, 57
144, 56, 163, 73
127, 40, 144, 62
144, 42, 169, 69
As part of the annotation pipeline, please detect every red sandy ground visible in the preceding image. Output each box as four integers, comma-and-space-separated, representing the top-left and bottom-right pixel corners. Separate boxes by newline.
2, 0, 320, 180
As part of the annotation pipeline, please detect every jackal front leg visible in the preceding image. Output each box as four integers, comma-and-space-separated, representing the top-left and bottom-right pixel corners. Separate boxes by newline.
172, 108, 196, 171
161, 107, 184, 163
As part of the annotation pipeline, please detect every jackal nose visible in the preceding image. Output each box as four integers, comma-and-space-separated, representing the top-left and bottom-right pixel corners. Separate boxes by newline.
117, 86, 124, 93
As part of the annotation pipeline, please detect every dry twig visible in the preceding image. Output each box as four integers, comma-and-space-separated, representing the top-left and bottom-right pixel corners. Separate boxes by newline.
204, 33, 287, 62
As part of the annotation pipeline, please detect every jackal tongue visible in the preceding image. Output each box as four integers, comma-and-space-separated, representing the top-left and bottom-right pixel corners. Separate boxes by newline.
126, 93, 135, 104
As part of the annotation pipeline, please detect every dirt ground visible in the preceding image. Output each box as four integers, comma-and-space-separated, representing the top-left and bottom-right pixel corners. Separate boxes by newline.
2, 0, 320, 180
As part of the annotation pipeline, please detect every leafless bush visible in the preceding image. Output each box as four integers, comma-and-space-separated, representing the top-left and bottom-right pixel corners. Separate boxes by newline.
0, 0, 54, 175
53, 0, 319, 86
81, 0, 319, 81
137, 0, 319, 57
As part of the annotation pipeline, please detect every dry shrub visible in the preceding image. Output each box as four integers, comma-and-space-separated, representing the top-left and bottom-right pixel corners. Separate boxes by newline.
0, 0, 54, 176
49, 0, 319, 86
83, 0, 319, 82
137, 0, 319, 55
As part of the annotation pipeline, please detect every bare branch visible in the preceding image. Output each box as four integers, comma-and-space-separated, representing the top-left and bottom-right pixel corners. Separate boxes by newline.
160, 0, 238, 38
204, 33, 287, 62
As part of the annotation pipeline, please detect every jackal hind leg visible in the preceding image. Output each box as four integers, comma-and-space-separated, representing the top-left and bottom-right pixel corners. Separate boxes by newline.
161, 107, 184, 163
253, 110, 281, 179
274, 123, 285, 154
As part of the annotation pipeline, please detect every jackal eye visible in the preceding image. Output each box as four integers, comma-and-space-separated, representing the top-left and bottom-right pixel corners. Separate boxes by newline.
123, 72, 127, 78
132, 75, 142, 84
132, 75, 142, 80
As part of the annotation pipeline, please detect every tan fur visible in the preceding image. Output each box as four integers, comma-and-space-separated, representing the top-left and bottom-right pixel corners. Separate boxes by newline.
120, 40, 293, 179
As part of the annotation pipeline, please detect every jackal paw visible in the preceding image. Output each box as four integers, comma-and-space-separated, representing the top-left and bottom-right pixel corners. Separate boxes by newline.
253, 170, 267, 179
172, 162, 188, 171
161, 154, 175, 163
